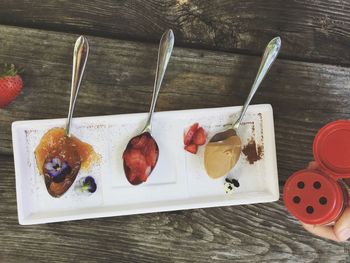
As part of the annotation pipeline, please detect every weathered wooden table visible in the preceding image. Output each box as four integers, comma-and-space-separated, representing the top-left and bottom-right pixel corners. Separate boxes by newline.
1, 1, 350, 262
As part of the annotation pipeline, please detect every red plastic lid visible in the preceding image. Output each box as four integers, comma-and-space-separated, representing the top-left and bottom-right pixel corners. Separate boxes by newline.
313, 120, 350, 179
283, 170, 344, 225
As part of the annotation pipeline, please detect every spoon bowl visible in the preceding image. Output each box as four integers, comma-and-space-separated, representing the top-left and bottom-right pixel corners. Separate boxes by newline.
209, 129, 237, 143
123, 132, 159, 185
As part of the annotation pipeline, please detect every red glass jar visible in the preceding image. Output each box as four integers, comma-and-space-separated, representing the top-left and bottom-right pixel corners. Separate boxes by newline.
284, 120, 350, 225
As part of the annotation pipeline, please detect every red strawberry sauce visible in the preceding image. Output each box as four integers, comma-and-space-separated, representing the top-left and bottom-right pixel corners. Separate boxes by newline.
123, 132, 159, 185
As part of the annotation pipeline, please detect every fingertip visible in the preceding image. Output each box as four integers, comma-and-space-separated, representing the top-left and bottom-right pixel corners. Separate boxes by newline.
336, 228, 350, 242
334, 208, 350, 242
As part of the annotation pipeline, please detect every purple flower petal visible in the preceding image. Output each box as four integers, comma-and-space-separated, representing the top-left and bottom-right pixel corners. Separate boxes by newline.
45, 162, 54, 171
44, 157, 71, 183
83, 176, 97, 193
52, 157, 61, 166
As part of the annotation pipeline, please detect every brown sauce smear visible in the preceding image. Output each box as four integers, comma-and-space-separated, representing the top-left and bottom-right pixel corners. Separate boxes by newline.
242, 139, 263, 164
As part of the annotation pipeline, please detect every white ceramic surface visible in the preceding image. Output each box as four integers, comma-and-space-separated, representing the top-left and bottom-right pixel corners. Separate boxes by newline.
12, 104, 279, 225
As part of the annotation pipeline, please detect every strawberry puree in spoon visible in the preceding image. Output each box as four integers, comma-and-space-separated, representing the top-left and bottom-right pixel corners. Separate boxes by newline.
123, 29, 174, 185
123, 132, 159, 185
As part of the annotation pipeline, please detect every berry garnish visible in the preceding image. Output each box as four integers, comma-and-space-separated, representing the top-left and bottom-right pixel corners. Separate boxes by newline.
75, 176, 97, 194
184, 123, 199, 145
123, 132, 159, 185
144, 137, 158, 167
130, 135, 149, 149
123, 149, 148, 175
44, 157, 71, 183
184, 144, 198, 154
0, 64, 23, 108
184, 123, 207, 154
192, 127, 206, 145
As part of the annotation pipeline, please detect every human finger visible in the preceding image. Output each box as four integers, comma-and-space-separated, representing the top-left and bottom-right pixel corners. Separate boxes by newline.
301, 223, 340, 242
334, 207, 350, 242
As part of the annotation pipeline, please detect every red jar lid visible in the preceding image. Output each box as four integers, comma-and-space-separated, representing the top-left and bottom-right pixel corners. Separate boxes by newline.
313, 120, 350, 179
283, 170, 344, 225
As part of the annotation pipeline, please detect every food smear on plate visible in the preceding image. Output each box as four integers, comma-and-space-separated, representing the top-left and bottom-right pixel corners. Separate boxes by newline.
34, 127, 99, 197
204, 135, 241, 179
242, 138, 263, 164
184, 123, 207, 154
123, 132, 159, 185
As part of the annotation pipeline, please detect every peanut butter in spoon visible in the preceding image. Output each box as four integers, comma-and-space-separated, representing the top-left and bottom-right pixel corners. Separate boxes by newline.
204, 135, 242, 179
204, 37, 281, 179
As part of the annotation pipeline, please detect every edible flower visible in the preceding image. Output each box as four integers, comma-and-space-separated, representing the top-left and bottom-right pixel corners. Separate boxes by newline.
44, 157, 71, 183
75, 176, 97, 194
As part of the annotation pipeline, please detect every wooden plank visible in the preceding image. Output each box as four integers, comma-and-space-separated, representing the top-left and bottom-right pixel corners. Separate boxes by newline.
1, 24, 350, 180
1, 155, 349, 263
0, 0, 350, 65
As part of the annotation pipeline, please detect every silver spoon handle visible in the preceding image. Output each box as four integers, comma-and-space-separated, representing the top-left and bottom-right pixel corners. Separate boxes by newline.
143, 29, 174, 133
233, 37, 281, 130
65, 36, 89, 136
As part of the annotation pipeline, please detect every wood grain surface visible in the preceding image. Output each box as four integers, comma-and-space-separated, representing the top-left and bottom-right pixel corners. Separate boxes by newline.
0, 0, 350, 65
1, 1, 350, 262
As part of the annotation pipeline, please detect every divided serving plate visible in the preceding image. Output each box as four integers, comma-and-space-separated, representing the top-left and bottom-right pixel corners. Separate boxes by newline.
12, 104, 279, 225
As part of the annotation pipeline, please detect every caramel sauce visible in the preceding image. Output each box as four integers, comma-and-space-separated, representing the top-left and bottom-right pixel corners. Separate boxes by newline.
34, 127, 99, 197
35, 127, 98, 174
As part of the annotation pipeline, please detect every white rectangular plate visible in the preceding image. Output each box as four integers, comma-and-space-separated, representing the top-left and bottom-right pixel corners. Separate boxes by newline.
12, 104, 279, 225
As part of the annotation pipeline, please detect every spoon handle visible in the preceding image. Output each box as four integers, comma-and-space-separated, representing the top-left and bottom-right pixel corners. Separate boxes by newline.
233, 37, 281, 131
65, 36, 90, 136
143, 29, 174, 133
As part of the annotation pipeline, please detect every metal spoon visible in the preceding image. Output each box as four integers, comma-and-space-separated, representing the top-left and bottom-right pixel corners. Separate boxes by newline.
209, 37, 281, 143
142, 29, 174, 134
123, 29, 174, 185
204, 37, 281, 179
65, 35, 89, 137
42, 36, 89, 197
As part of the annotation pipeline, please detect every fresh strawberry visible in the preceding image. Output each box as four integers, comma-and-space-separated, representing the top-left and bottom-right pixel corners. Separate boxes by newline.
184, 144, 198, 154
141, 166, 152, 182
123, 132, 159, 185
184, 123, 199, 145
130, 134, 148, 149
123, 149, 147, 170
192, 127, 206, 145
127, 166, 151, 185
0, 64, 23, 108
123, 149, 151, 185
144, 138, 159, 167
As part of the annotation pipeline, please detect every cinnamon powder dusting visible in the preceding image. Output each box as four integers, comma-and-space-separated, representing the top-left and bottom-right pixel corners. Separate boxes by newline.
242, 139, 263, 164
